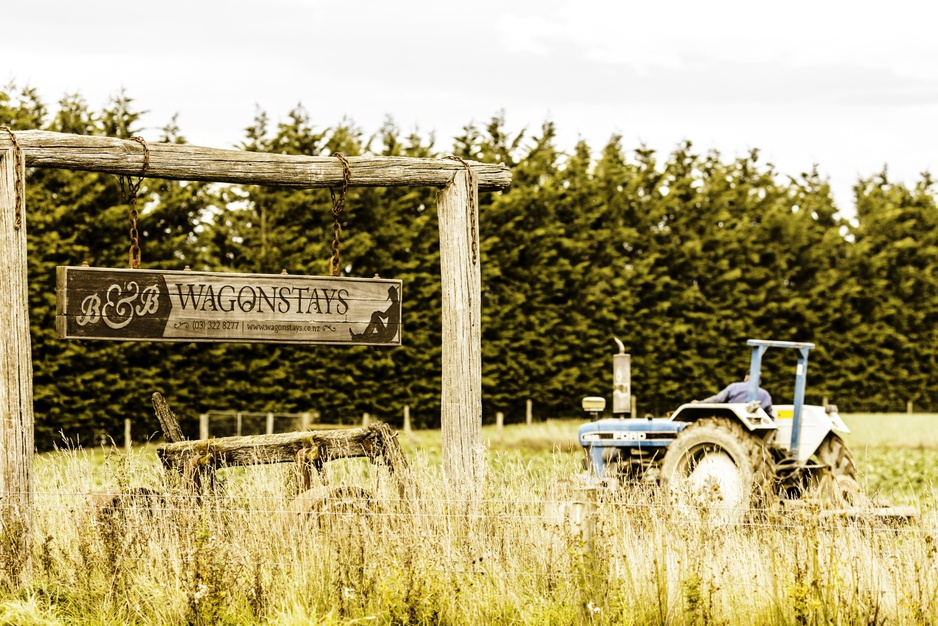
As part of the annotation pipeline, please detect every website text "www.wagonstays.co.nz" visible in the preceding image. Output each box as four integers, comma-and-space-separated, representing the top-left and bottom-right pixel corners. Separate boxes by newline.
243, 322, 336, 334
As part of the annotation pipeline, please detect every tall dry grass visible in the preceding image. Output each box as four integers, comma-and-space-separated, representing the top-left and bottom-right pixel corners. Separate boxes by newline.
1, 423, 936, 625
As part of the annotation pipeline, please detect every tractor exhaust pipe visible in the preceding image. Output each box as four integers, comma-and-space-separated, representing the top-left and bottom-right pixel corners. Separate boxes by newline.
612, 337, 631, 416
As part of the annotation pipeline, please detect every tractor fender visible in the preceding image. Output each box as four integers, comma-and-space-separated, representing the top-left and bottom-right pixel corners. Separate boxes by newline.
668, 402, 777, 433
773, 404, 850, 462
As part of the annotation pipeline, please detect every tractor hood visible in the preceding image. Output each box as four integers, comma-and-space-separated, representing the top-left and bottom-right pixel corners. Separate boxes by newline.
579, 417, 687, 449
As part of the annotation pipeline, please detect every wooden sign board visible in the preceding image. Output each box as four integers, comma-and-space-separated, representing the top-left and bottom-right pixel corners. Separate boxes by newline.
56, 266, 402, 346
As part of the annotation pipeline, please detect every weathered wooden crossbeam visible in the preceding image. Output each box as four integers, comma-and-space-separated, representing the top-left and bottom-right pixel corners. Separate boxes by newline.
13, 130, 512, 190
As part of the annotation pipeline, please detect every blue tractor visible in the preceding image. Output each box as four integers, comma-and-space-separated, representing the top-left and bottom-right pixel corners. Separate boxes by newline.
579, 339, 860, 513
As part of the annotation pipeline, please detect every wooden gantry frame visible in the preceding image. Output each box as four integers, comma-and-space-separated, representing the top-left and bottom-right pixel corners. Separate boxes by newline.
0, 130, 511, 550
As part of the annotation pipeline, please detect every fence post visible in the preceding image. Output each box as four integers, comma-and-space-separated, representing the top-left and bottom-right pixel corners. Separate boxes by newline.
822, 396, 828, 407
403, 405, 411, 434
124, 418, 131, 454
362, 412, 370, 427
236, 412, 242, 437
301, 412, 311, 431
907, 400, 914, 414
571, 486, 598, 545
526, 399, 533, 426
631, 395, 637, 417
266, 412, 274, 435
199, 414, 209, 440
496, 411, 504, 431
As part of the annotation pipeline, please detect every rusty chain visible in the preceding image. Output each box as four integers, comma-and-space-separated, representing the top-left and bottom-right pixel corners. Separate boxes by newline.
445, 156, 478, 265
329, 153, 351, 276
119, 136, 150, 269
0, 126, 24, 230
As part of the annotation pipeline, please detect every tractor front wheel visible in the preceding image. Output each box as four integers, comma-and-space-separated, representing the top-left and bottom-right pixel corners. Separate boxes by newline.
660, 417, 774, 521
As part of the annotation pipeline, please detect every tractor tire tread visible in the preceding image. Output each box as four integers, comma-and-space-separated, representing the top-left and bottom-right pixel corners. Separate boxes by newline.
660, 417, 776, 512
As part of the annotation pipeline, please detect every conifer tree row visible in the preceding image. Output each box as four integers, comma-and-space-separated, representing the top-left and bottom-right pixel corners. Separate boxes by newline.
2, 84, 935, 449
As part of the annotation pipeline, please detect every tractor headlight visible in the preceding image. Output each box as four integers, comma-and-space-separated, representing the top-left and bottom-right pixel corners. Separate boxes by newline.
582, 397, 606, 412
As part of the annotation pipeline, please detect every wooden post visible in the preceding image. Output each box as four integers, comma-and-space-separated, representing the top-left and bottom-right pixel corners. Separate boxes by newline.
438, 168, 483, 487
0, 141, 33, 580
153, 393, 185, 443
236, 412, 242, 437
124, 418, 132, 453
631, 395, 637, 417
266, 412, 275, 435
571, 487, 598, 545
403, 405, 411, 434
301, 412, 311, 431
526, 399, 533, 426
496, 411, 504, 430
199, 414, 209, 440
907, 400, 914, 414
362, 412, 371, 427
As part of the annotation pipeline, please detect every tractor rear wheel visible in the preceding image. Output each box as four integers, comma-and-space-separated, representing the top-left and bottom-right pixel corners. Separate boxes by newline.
660, 417, 775, 521
812, 433, 865, 507
815, 433, 857, 479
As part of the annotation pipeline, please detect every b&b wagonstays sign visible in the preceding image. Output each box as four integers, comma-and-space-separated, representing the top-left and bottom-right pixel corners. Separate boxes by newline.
56, 266, 402, 346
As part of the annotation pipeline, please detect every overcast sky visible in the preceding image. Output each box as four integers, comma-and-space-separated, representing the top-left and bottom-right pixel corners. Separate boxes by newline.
5, 0, 938, 216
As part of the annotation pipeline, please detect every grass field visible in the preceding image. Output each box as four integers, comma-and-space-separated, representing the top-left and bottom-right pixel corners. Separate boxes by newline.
836, 414, 938, 507
0, 413, 936, 625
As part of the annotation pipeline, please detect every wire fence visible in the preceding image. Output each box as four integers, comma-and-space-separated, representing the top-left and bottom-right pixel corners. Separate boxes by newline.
197, 408, 411, 439
21, 489, 933, 538
201, 410, 318, 438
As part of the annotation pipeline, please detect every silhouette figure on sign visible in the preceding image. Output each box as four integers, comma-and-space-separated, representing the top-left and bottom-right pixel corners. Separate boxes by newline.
350, 286, 400, 343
